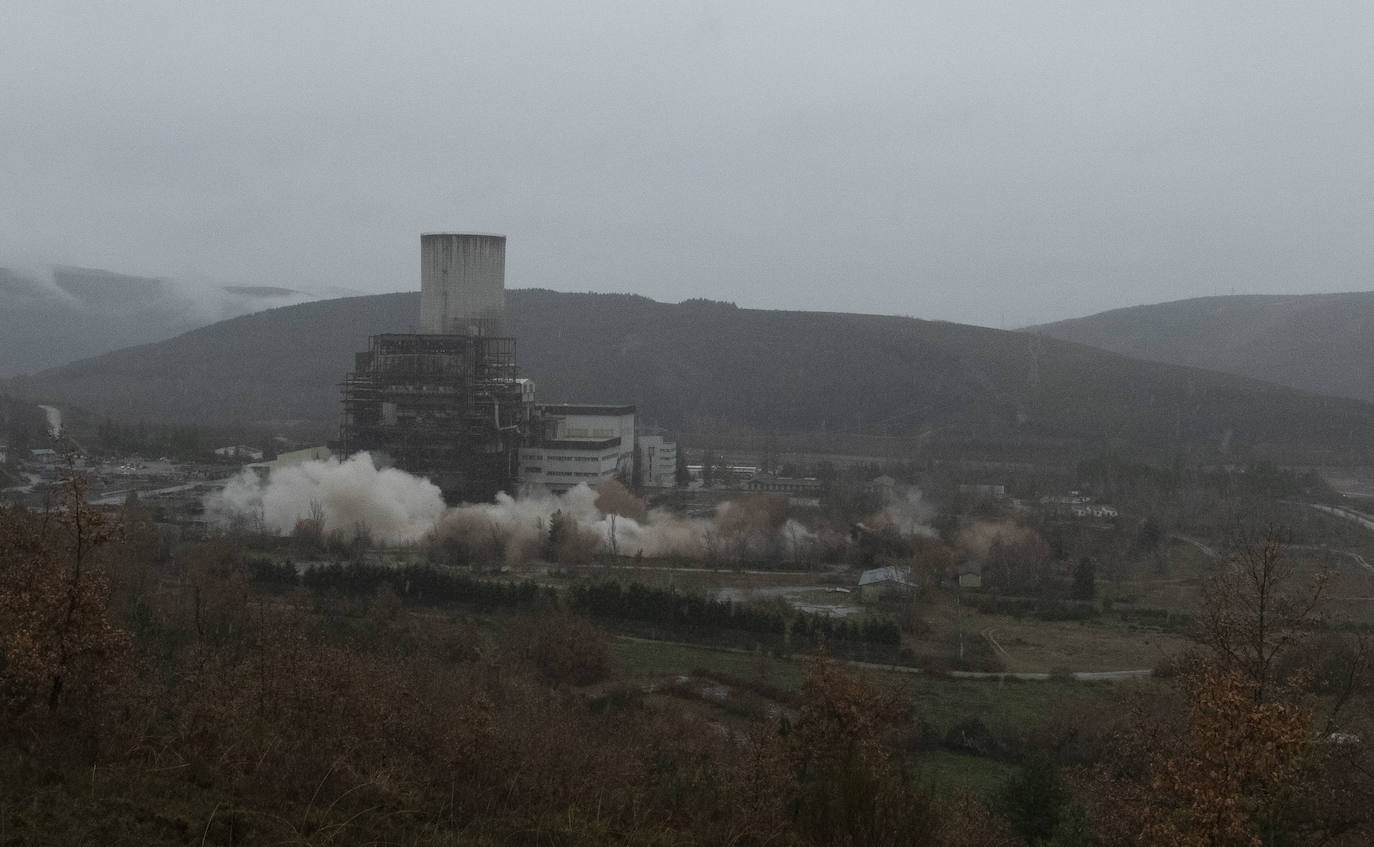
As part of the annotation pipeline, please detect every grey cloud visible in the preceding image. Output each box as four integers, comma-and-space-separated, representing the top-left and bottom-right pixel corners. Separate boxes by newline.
2, 1, 1372, 328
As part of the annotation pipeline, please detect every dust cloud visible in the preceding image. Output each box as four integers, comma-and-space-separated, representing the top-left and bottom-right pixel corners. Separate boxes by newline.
874, 487, 937, 538
956, 519, 1039, 557
206, 452, 840, 560
207, 452, 447, 544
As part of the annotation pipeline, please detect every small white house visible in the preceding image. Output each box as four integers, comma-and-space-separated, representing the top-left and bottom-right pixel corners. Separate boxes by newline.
30, 448, 58, 465
858, 566, 916, 602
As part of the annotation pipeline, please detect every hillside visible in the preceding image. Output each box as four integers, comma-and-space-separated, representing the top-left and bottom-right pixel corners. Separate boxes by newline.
19, 290, 1374, 461
1028, 292, 1374, 404
0, 264, 320, 377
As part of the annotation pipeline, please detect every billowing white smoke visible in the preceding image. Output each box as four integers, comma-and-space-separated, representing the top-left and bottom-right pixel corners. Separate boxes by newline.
206, 452, 830, 559
430, 484, 716, 560
430, 487, 825, 561
206, 452, 447, 544
779, 519, 819, 555
879, 487, 937, 538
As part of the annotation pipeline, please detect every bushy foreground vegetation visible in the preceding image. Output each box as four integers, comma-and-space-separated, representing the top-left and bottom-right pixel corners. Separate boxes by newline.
4, 475, 1374, 845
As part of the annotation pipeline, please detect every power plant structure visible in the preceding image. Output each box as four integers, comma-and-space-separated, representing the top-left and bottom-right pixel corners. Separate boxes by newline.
339, 234, 530, 503
339, 233, 666, 504
419, 232, 507, 336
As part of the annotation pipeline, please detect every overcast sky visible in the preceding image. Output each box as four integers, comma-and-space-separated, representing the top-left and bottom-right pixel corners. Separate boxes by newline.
3, 2, 1372, 327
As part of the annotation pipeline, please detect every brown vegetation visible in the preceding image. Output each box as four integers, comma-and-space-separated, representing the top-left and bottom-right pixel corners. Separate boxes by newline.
6, 476, 1374, 845
0, 470, 129, 738
1086, 526, 1374, 846
0, 472, 991, 844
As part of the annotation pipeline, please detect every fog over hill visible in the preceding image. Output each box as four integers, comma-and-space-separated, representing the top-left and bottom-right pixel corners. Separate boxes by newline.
0, 264, 326, 376
1028, 292, 1374, 404
19, 290, 1374, 462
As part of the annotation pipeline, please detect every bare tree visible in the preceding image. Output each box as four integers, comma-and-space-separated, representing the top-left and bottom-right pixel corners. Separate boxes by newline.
1201, 523, 1328, 702
1087, 524, 1374, 846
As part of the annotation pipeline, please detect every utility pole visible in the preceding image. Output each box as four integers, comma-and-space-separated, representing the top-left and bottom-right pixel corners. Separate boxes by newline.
956, 578, 965, 660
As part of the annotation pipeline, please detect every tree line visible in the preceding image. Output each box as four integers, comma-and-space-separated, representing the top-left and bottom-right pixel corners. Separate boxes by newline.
296, 559, 548, 611
569, 580, 901, 647
264, 560, 906, 651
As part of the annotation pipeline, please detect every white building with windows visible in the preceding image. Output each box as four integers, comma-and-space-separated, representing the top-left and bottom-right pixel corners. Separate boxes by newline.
519, 404, 636, 493
518, 439, 624, 492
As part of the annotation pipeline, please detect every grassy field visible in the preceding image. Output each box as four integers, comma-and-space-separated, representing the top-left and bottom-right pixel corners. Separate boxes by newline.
963, 613, 1192, 673
611, 635, 805, 689
609, 630, 1133, 801
581, 552, 1209, 676
914, 751, 1017, 798
906, 587, 1194, 674
609, 635, 1129, 737
1107, 540, 1214, 610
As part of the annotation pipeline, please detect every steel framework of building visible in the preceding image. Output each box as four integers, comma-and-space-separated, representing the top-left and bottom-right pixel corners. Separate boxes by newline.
339, 332, 527, 503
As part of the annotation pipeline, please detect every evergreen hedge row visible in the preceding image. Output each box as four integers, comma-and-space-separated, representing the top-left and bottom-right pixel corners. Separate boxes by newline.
298, 561, 546, 611
569, 580, 901, 647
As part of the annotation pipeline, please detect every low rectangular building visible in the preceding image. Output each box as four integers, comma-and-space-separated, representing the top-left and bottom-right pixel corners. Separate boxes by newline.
30, 448, 58, 465
745, 473, 821, 506
519, 438, 624, 492
520, 404, 636, 493
535, 404, 636, 471
858, 565, 916, 602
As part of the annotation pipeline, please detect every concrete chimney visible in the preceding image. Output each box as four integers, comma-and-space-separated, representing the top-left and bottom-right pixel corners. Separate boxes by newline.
419, 233, 506, 335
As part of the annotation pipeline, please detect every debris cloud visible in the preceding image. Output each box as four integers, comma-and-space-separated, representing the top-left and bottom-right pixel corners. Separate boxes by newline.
207, 452, 446, 544
206, 453, 932, 563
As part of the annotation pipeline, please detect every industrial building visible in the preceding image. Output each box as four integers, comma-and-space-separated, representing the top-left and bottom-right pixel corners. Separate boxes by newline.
339, 234, 530, 503
247, 445, 333, 482
519, 405, 636, 493
339, 233, 674, 503
418, 232, 507, 336
636, 433, 678, 488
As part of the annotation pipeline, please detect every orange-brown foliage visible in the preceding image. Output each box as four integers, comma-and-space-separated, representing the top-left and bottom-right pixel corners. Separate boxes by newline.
787, 654, 939, 846
1086, 527, 1370, 846
0, 473, 130, 737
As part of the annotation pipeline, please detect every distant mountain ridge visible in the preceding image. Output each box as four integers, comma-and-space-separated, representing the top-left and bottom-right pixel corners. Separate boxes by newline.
0, 264, 323, 376
1027, 292, 1374, 404
19, 289, 1374, 462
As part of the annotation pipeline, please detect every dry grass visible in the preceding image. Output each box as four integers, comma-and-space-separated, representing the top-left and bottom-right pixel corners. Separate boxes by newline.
966, 614, 1193, 673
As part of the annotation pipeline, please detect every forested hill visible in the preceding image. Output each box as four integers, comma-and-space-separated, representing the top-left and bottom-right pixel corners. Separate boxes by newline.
20, 289, 1374, 460
1028, 292, 1374, 405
